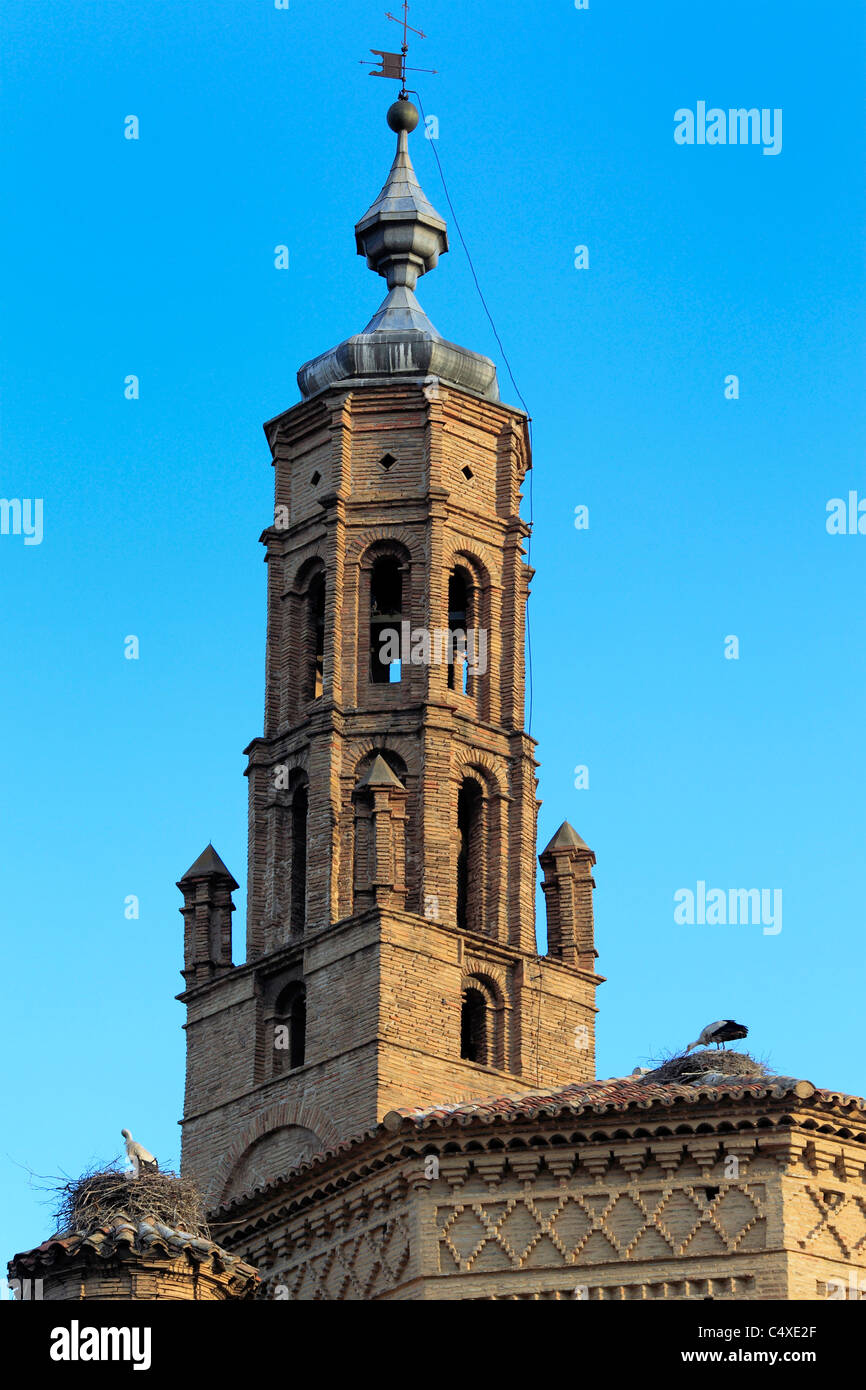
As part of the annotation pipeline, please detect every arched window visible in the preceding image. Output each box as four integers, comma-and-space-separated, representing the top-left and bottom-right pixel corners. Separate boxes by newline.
290, 782, 308, 935
288, 561, 326, 720
447, 567, 470, 694
307, 572, 325, 700
460, 987, 487, 1064
370, 555, 403, 684
273, 983, 306, 1073
457, 778, 484, 933
445, 556, 490, 717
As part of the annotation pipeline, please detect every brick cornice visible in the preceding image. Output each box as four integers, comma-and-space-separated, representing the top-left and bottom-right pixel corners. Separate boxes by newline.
212, 1088, 865, 1251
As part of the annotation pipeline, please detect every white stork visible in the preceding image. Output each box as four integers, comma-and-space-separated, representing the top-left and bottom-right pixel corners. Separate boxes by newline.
686, 1020, 748, 1053
121, 1128, 159, 1177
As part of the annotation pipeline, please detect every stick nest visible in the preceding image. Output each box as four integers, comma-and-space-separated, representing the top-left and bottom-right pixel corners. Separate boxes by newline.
51, 1162, 209, 1239
640, 1049, 770, 1085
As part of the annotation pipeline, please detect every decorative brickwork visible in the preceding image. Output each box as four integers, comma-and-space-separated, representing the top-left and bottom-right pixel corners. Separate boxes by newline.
179, 376, 602, 1207
177, 107, 604, 1219
212, 1077, 866, 1302
172, 111, 865, 1307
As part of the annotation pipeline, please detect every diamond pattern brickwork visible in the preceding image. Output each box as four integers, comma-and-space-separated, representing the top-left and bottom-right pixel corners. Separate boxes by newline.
267, 1215, 411, 1302
437, 1182, 768, 1273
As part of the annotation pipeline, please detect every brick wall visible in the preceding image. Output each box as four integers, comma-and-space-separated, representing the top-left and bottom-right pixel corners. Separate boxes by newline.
180, 377, 602, 1204
216, 1092, 866, 1302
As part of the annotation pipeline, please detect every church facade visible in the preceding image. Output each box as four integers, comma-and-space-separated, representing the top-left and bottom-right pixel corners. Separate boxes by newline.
173, 100, 866, 1301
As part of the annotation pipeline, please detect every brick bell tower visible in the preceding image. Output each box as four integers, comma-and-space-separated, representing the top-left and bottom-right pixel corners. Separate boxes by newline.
178, 98, 603, 1210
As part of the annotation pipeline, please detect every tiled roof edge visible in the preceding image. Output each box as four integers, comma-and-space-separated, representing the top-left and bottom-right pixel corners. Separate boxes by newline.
209, 1075, 865, 1223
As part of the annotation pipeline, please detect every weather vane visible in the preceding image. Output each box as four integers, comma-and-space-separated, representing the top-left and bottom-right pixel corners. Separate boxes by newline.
360, 3, 437, 96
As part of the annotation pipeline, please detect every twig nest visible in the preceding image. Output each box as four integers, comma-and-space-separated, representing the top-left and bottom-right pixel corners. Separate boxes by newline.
52, 1163, 208, 1239
640, 1050, 768, 1085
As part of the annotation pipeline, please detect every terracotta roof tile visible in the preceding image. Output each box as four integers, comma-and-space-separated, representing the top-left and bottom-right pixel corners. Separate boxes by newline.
210, 1072, 865, 1221
10, 1216, 259, 1286
387, 1074, 842, 1127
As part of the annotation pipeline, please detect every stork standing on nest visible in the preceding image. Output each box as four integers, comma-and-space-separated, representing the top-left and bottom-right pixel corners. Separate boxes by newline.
686, 1020, 748, 1052
121, 1128, 159, 1177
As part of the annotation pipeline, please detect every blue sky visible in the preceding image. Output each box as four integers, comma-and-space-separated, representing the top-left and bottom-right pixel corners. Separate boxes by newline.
1, 0, 864, 1265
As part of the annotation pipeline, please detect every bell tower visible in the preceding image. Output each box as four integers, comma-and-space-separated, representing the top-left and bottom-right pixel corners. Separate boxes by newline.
179, 98, 603, 1211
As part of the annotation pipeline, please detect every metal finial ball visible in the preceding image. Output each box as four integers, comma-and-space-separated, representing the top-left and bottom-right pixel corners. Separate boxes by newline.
387, 99, 419, 134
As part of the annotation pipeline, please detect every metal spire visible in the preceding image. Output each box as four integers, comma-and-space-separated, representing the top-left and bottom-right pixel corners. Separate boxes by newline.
353, 98, 447, 334
356, 103, 447, 289
295, 16, 498, 404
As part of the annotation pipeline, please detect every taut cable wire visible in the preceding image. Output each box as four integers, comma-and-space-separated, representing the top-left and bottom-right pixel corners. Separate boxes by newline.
410, 89, 536, 737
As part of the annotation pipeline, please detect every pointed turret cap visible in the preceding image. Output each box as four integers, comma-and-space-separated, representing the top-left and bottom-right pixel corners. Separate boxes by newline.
296, 100, 499, 404
357, 754, 404, 789
542, 822, 595, 859
178, 844, 239, 889
355, 116, 448, 293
